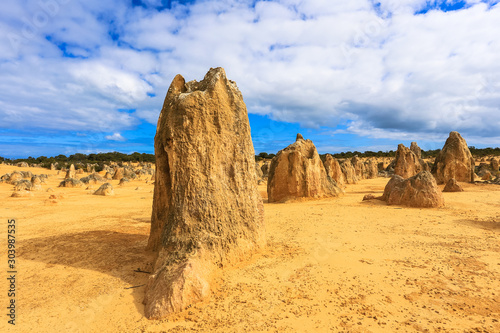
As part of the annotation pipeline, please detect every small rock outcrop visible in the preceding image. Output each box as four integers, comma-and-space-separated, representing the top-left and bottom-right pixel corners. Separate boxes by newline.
431, 132, 474, 184
65, 164, 76, 179
443, 178, 464, 192
267, 135, 343, 202
145, 68, 265, 319
58, 178, 83, 188
14, 180, 32, 191
93, 183, 114, 196
112, 167, 124, 180
380, 171, 444, 208
30, 176, 42, 191
118, 177, 130, 186
80, 173, 104, 185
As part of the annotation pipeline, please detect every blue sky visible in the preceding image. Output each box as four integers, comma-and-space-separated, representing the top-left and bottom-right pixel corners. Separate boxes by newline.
1, 0, 499, 158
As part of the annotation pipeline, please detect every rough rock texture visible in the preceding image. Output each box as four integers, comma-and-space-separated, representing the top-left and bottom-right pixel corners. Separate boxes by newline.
491, 158, 499, 173
112, 167, 124, 180
94, 183, 114, 196
255, 163, 263, 179
267, 135, 343, 202
381, 171, 444, 208
431, 132, 474, 184
339, 160, 358, 184
261, 162, 270, 178
30, 176, 42, 191
8, 172, 23, 184
145, 68, 265, 319
443, 178, 464, 192
323, 154, 345, 187
481, 170, 492, 181
118, 177, 130, 186
351, 156, 366, 180
14, 180, 32, 191
80, 173, 104, 185
363, 194, 376, 201
394, 144, 425, 179
58, 178, 83, 188
410, 141, 422, 159
65, 164, 76, 179
364, 158, 379, 179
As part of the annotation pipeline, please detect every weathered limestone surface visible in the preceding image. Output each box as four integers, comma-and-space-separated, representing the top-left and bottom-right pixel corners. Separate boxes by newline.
145, 68, 265, 319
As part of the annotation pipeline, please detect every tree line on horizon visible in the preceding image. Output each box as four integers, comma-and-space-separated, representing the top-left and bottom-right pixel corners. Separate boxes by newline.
1, 146, 499, 167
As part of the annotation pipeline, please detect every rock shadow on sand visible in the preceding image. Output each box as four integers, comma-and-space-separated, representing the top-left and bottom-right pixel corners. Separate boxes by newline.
18, 230, 155, 315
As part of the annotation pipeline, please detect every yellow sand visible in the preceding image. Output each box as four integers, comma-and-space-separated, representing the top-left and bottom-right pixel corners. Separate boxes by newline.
1, 164, 499, 332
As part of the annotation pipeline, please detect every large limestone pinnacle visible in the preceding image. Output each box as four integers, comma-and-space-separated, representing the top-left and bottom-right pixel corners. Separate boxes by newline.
144, 67, 265, 319
431, 131, 475, 184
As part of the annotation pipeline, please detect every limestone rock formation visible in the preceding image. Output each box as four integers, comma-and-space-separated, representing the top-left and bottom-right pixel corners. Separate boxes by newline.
363, 158, 379, 179
8, 172, 23, 184
381, 171, 444, 208
94, 183, 114, 196
30, 176, 42, 191
261, 161, 270, 178
394, 143, 425, 179
351, 156, 366, 180
145, 67, 265, 319
58, 178, 82, 188
339, 160, 358, 184
118, 177, 130, 186
14, 180, 32, 191
431, 132, 474, 184
65, 164, 76, 179
267, 135, 342, 202
80, 173, 104, 185
255, 162, 263, 179
323, 154, 345, 187
410, 141, 422, 159
112, 167, 124, 180
491, 158, 499, 173
443, 178, 464, 192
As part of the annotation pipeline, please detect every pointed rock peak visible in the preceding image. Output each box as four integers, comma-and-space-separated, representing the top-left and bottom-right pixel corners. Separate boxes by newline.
296, 133, 304, 141
204, 67, 226, 81
168, 74, 187, 95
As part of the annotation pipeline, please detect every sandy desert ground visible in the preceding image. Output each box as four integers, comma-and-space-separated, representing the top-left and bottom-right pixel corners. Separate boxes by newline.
1, 164, 499, 332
